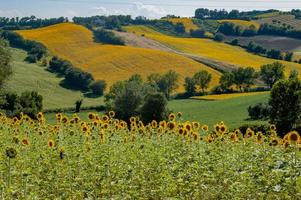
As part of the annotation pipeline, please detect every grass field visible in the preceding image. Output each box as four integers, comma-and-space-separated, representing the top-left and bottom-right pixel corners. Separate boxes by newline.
191, 91, 269, 101
5, 48, 103, 110
169, 92, 269, 129
255, 11, 281, 19
167, 18, 199, 32
17, 23, 221, 91
257, 14, 301, 30
218, 19, 260, 29
125, 25, 301, 76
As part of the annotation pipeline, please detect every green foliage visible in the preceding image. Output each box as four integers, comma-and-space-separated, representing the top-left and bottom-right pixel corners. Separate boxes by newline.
213, 33, 224, 42
140, 92, 168, 123
190, 29, 206, 38
174, 23, 185, 34
1, 91, 43, 118
0, 39, 12, 88
260, 62, 285, 88
184, 77, 196, 96
233, 67, 257, 91
219, 72, 235, 91
269, 78, 301, 135
289, 70, 299, 80
193, 70, 212, 94
89, 80, 106, 96
248, 103, 270, 120
93, 29, 125, 45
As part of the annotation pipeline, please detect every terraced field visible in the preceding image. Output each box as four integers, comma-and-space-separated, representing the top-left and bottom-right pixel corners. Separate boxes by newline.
167, 18, 199, 32
257, 14, 301, 30
17, 23, 221, 91
218, 19, 260, 29
125, 25, 301, 76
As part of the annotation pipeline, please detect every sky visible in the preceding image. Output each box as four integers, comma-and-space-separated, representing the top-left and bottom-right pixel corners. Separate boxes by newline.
1, 0, 301, 19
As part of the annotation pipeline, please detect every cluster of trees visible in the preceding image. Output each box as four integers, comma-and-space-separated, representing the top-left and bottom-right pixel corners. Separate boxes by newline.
0, 31, 46, 63
218, 22, 258, 36
93, 29, 125, 45
258, 23, 301, 40
0, 16, 68, 30
49, 56, 106, 95
291, 9, 301, 19
105, 74, 169, 123
73, 15, 132, 31
245, 41, 294, 61
194, 8, 276, 20
1, 91, 43, 118
0, 39, 12, 88
184, 70, 212, 96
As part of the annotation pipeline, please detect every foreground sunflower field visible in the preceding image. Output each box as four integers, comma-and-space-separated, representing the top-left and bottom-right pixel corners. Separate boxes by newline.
1, 112, 301, 199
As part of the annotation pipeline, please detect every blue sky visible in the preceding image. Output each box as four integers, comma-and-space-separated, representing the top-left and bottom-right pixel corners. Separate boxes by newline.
1, 0, 301, 19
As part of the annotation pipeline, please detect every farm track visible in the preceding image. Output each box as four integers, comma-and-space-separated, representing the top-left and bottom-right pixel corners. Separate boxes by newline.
114, 30, 239, 73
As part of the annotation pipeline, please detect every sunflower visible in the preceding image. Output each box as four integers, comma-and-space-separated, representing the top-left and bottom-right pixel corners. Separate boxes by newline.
185, 123, 192, 132
202, 125, 209, 132
21, 138, 30, 146
62, 116, 69, 124
214, 124, 220, 133
102, 123, 109, 130
176, 111, 182, 118
36, 112, 44, 122
159, 121, 167, 129
109, 111, 115, 118
192, 132, 199, 141
270, 138, 279, 146
207, 136, 214, 143
47, 140, 55, 148
256, 132, 264, 143
6, 147, 17, 159
151, 120, 158, 129
168, 113, 176, 121
81, 125, 89, 133
56, 113, 62, 121
287, 131, 300, 144
88, 113, 96, 120
130, 117, 136, 123
167, 121, 176, 130
283, 141, 290, 148
192, 122, 200, 130
102, 115, 109, 122
219, 125, 227, 134
229, 132, 238, 142
178, 127, 185, 135
245, 128, 255, 139
270, 124, 277, 131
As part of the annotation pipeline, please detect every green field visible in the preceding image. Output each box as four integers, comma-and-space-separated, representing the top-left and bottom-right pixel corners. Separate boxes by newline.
5, 48, 103, 110
169, 92, 269, 129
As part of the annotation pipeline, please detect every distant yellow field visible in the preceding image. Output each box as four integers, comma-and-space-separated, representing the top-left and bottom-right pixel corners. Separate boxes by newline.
17, 23, 221, 91
191, 91, 269, 101
167, 18, 199, 32
125, 25, 301, 76
217, 19, 260, 29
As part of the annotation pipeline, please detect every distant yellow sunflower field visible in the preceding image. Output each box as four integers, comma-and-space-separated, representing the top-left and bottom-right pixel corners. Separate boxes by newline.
17, 23, 221, 91
167, 18, 199, 32
217, 19, 260, 29
125, 25, 301, 77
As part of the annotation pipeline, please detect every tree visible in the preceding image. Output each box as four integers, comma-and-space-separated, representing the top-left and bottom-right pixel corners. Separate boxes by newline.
285, 52, 294, 61
175, 23, 185, 34
190, 29, 206, 38
157, 70, 179, 99
269, 79, 301, 136
213, 33, 224, 42
0, 39, 12, 88
230, 39, 239, 45
140, 92, 168, 124
193, 70, 212, 94
75, 99, 83, 113
260, 62, 285, 88
289, 69, 299, 80
233, 67, 257, 91
184, 77, 196, 96
219, 72, 235, 91
89, 80, 106, 96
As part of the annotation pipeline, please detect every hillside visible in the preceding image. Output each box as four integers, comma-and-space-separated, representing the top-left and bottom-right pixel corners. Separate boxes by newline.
167, 18, 199, 32
17, 23, 221, 91
218, 19, 260, 29
125, 25, 301, 75
5, 48, 103, 110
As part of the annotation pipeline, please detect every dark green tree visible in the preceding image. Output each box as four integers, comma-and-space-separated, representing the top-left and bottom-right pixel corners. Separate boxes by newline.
193, 70, 212, 94
89, 80, 107, 96
233, 67, 257, 92
260, 62, 285, 88
269, 79, 301, 136
184, 76, 196, 96
0, 39, 12, 88
219, 72, 235, 91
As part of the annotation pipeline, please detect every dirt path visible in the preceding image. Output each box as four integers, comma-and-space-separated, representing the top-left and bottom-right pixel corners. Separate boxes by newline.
113, 31, 240, 73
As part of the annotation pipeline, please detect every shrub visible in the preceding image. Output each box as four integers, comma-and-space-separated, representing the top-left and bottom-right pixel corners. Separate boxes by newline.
248, 103, 270, 120
25, 54, 37, 63
140, 92, 168, 123
89, 80, 107, 96
213, 33, 224, 42
93, 29, 125, 45
65, 68, 94, 90
190, 29, 206, 38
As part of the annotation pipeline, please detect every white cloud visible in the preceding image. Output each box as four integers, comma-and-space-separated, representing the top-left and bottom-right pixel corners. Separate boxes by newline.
0, 9, 23, 17
130, 2, 167, 19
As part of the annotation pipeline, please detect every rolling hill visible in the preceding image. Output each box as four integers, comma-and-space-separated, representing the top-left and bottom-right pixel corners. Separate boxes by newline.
125, 25, 301, 76
17, 23, 221, 91
217, 19, 260, 29
167, 18, 199, 32
5, 48, 103, 110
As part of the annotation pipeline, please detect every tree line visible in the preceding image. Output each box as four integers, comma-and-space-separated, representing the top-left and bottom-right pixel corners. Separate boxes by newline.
0, 16, 68, 30
0, 31, 47, 63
